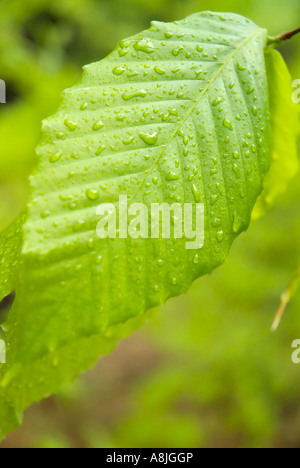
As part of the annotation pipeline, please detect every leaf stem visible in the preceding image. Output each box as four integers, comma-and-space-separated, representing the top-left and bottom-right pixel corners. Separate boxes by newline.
268, 27, 300, 47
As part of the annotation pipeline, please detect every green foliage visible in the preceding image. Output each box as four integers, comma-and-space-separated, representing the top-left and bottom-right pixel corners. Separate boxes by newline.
0, 8, 298, 442
253, 49, 299, 219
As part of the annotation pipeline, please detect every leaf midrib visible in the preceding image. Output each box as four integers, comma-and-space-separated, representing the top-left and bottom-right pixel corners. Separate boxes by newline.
130, 27, 265, 202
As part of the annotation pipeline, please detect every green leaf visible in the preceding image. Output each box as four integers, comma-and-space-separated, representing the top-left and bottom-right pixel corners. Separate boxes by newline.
0, 215, 23, 301
253, 48, 299, 219
0, 11, 274, 438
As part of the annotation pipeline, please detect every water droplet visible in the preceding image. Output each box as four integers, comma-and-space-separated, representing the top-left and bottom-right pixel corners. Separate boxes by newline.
127, 71, 139, 78
210, 195, 218, 205
212, 217, 221, 228
169, 108, 178, 116
96, 255, 103, 265
64, 119, 77, 131
50, 152, 62, 163
60, 194, 74, 202
178, 130, 189, 145
154, 66, 166, 75
122, 90, 147, 100
212, 97, 222, 106
192, 184, 201, 202
193, 254, 199, 264
223, 119, 233, 130
119, 49, 128, 57
237, 63, 246, 71
172, 48, 183, 56
139, 132, 158, 145
232, 163, 240, 177
233, 211, 242, 233
86, 189, 99, 201
112, 66, 126, 75
96, 145, 106, 156
134, 40, 155, 53
93, 121, 104, 131
216, 231, 224, 243
166, 172, 179, 181
123, 136, 134, 145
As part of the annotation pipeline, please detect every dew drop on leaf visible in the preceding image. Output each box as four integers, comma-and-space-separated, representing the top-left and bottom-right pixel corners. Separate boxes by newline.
212, 97, 222, 106
193, 254, 199, 264
154, 66, 166, 75
49, 152, 62, 163
166, 172, 180, 181
139, 132, 158, 145
233, 211, 242, 233
223, 119, 233, 130
96, 145, 106, 156
86, 189, 99, 201
92, 121, 104, 131
112, 66, 126, 75
216, 231, 224, 243
134, 40, 155, 53
237, 62, 246, 71
64, 119, 78, 131
122, 90, 148, 100
192, 184, 201, 202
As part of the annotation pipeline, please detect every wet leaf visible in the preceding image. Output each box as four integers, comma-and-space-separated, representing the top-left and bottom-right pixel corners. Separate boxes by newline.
0, 11, 288, 439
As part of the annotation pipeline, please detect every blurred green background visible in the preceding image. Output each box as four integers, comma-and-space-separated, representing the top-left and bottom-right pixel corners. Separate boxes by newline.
0, 0, 300, 448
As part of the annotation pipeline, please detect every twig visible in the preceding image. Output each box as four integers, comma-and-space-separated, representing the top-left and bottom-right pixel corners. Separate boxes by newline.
267, 27, 300, 47
271, 266, 300, 331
